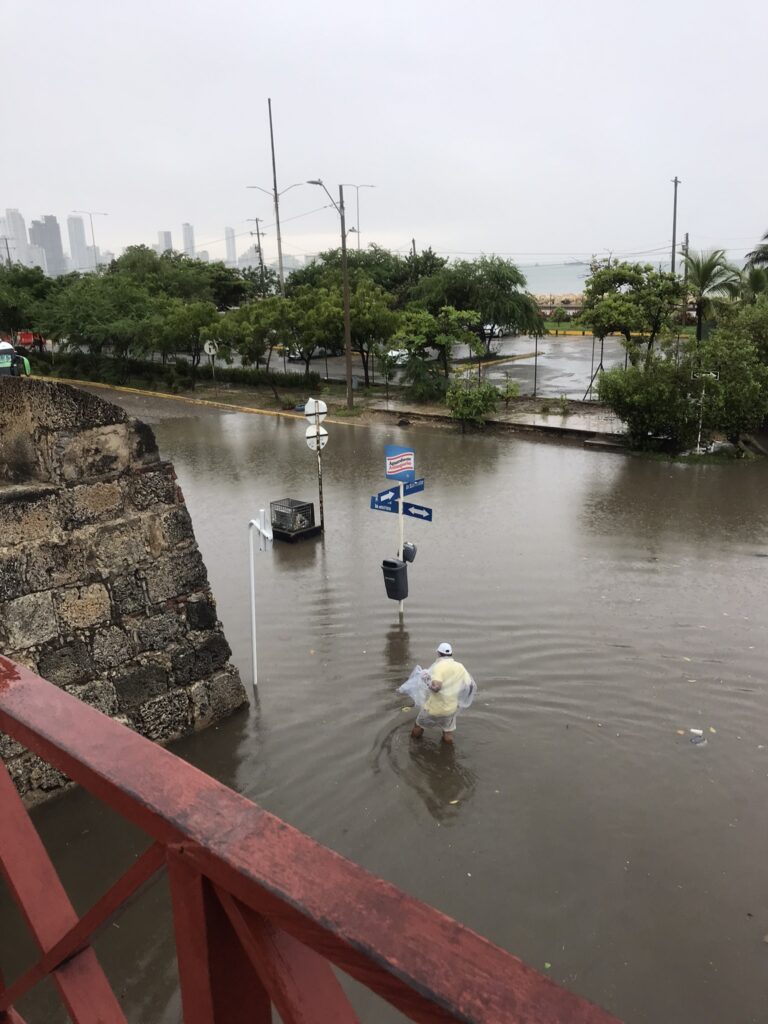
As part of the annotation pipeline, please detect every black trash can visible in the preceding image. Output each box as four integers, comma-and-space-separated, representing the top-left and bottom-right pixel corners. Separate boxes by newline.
382, 558, 408, 600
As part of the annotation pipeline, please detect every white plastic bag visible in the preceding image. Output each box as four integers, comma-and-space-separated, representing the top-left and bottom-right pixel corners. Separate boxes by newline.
457, 677, 477, 709
397, 665, 432, 709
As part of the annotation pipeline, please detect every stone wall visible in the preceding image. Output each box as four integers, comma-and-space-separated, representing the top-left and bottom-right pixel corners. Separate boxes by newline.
0, 378, 247, 804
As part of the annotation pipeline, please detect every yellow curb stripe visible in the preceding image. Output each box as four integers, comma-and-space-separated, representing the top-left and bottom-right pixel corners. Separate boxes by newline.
29, 375, 362, 426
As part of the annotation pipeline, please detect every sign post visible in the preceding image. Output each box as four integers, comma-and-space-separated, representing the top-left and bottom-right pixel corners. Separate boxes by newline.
203, 339, 218, 384
247, 510, 273, 696
305, 397, 328, 531
384, 446, 416, 616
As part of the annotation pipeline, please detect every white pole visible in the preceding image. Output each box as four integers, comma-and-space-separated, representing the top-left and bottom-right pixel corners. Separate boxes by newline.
398, 481, 404, 616
248, 520, 258, 696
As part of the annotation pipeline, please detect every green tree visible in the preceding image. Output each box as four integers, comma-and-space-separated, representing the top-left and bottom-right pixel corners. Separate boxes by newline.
698, 331, 768, 442
159, 299, 220, 382
416, 255, 543, 355
739, 265, 768, 304
597, 352, 698, 450
580, 260, 683, 365
710, 293, 768, 364
349, 277, 398, 385
681, 250, 740, 342
745, 230, 768, 268
394, 305, 480, 378
0, 264, 54, 336
282, 285, 343, 376
445, 375, 499, 431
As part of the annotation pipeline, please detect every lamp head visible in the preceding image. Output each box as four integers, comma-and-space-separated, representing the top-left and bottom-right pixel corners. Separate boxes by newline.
307, 179, 323, 186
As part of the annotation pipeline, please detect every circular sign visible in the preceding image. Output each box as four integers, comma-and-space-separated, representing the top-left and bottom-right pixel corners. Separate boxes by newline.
304, 397, 328, 423
305, 424, 329, 451
203, 340, 219, 356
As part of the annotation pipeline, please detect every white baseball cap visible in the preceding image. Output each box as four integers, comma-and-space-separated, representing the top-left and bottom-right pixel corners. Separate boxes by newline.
436, 642, 452, 656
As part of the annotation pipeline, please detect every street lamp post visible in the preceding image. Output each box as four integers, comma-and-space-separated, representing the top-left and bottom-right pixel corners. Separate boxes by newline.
72, 210, 108, 271
246, 182, 303, 296
308, 179, 354, 410
341, 184, 375, 251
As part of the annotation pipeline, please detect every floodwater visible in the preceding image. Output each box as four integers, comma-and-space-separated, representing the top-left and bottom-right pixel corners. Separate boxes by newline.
3, 390, 768, 1023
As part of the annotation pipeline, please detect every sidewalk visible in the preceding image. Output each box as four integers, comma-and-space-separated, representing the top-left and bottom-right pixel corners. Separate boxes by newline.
368, 398, 625, 441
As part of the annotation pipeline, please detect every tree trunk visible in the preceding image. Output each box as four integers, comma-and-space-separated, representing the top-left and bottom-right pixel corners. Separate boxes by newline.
696, 301, 703, 343
359, 346, 370, 386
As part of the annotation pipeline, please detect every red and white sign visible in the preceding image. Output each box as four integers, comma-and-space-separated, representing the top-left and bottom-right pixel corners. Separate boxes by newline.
385, 450, 415, 477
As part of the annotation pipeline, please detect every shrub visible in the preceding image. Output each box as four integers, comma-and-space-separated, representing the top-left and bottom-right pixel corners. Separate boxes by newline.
445, 377, 499, 429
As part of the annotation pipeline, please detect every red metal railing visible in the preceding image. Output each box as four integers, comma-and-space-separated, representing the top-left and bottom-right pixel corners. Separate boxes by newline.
0, 656, 621, 1023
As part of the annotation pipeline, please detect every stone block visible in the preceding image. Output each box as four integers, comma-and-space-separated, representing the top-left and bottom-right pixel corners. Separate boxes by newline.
188, 679, 214, 730
0, 489, 62, 546
88, 521, 148, 572
188, 631, 231, 679
135, 611, 184, 652
208, 667, 248, 719
54, 424, 133, 483
38, 640, 95, 686
159, 506, 194, 549
0, 551, 27, 601
113, 658, 170, 709
168, 642, 195, 685
56, 583, 112, 630
135, 688, 191, 741
65, 679, 119, 717
186, 595, 218, 631
1, 592, 58, 650
91, 626, 134, 670
8, 752, 69, 800
26, 539, 90, 592
144, 550, 208, 604
110, 572, 147, 617
65, 481, 124, 527
123, 465, 178, 511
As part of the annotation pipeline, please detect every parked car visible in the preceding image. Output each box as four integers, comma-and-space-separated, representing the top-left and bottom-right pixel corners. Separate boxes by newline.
483, 324, 504, 338
386, 348, 409, 365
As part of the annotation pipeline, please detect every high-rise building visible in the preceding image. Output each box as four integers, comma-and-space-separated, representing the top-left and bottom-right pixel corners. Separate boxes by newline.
196, 250, 209, 263
26, 245, 47, 273
224, 227, 237, 268
5, 209, 29, 264
182, 223, 195, 258
238, 245, 262, 270
158, 231, 173, 253
28, 215, 67, 276
67, 216, 91, 272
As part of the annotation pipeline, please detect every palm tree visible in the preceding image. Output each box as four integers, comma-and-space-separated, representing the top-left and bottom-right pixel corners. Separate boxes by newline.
682, 250, 740, 341
746, 230, 768, 267
740, 265, 768, 303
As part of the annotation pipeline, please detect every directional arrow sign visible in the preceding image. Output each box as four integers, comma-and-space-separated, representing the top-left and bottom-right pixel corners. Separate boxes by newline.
404, 478, 425, 497
375, 486, 398, 504
402, 501, 432, 522
370, 497, 398, 514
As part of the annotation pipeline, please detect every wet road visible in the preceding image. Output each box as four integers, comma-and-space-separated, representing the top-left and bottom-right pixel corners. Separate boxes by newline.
4, 391, 768, 1023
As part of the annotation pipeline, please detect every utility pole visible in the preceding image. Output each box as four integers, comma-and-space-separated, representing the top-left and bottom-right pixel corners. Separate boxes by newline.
268, 98, 285, 295
411, 239, 416, 258
247, 218, 266, 293
0, 237, 11, 265
339, 185, 353, 410
681, 231, 689, 330
671, 177, 680, 274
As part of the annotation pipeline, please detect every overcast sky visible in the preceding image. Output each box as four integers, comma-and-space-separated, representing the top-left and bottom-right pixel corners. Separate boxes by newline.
4, 0, 766, 275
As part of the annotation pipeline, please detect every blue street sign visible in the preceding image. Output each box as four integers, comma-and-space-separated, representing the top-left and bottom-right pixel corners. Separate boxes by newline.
370, 496, 398, 514
384, 444, 415, 482
402, 501, 432, 522
375, 486, 399, 505
404, 477, 425, 497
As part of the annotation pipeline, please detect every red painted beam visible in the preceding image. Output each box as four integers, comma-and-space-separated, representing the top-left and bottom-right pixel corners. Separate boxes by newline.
0, 757, 127, 1023
216, 886, 360, 1024
0, 659, 621, 1023
167, 851, 271, 1023
0, 842, 164, 1012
